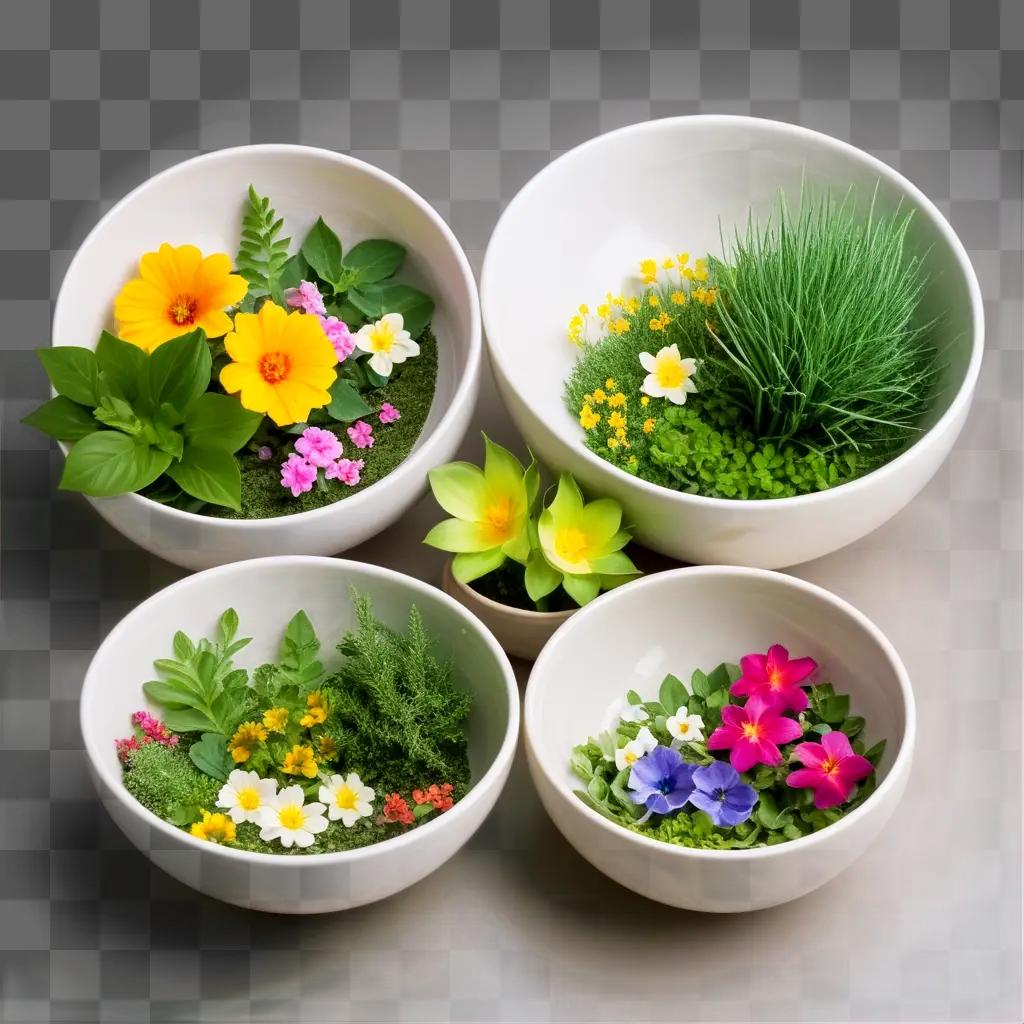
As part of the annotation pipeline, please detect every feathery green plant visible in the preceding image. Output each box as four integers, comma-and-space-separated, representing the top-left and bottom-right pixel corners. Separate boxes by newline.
708, 186, 937, 451
236, 185, 292, 305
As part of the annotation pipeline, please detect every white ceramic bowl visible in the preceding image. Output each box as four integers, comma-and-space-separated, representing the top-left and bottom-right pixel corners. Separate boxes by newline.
53, 145, 481, 570
482, 116, 983, 568
80, 556, 519, 914
524, 566, 915, 912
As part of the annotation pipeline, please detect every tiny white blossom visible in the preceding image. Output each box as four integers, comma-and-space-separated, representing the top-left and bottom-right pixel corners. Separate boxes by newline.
614, 725, 658, 772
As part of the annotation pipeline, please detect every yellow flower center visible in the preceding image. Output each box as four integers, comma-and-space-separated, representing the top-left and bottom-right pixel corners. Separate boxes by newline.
278, 805, 306, 830
167, 293, 198, 326
741, 721, 762, 739
335, 786, 358, 811
555, 527, 589, 564
655, 355, 686, 390
367, 321, 395, 353
259, 351, 292, 384
624, 749, 639, 765
821, 756, 841, 776
482, 497, 515, 544
769, 670, 783, 689
678, 722, 690, 734
237, 788, 260, 811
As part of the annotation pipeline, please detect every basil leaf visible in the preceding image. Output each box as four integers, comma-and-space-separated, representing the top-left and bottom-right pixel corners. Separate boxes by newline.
374, 283, 434, 338
59, 431, 172, 497
346, 286, 383, 319
147, 329, 211, 415
96, 331, 148, 404
342, 238, 405, 284
166, 443, 242, 511
93, 395, 143, 435
37, 346, 100, 406
691, 668, 712, 698
22, 396, 97, 441
188, 732, 233, 782
819, 694, 850, 725
326, 378, 373, 422
658, 673, 689, 716
183, 392, 263, 452
301, 217, 343, 284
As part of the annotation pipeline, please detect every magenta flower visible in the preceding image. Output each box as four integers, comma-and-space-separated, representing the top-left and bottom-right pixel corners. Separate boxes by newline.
325, 457, 364, 486
131, 710, 178, 748
379, 402, 401, 424
706, 694, 803, 773
294, 426, 343, 468
319, 315, 354, 361
115, 735, 141, 764
786, 731, 874, 809
347, 420, 374, 449
286, 280, 327, 317
730, 644, 817, 714
280, 454, 317, 497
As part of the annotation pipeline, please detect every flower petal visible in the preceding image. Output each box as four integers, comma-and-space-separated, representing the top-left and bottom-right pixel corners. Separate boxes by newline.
427, 461, 488, 520
581, 497, 622, 547
451, 546, 506, 584
423, 517, 494, 553
562, 572, 601, 607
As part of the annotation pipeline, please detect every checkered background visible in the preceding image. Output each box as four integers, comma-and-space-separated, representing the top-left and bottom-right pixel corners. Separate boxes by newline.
0, 1, 1021, 1021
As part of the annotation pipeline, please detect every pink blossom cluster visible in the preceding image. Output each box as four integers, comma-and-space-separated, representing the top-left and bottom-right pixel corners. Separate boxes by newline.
115, 710, 179, 764
286, 280, 355, 362
280, 427, 364, 497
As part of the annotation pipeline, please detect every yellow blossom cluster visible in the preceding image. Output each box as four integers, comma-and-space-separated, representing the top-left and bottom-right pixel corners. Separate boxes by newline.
567, 293, 636, 346
580, 387, 632, 451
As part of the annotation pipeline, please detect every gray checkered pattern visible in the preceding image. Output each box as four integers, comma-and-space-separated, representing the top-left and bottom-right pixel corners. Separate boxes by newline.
1, 1, 1021, 1021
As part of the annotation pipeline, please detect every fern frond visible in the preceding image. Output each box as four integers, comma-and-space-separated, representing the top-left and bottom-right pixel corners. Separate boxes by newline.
236, 185, 292, 302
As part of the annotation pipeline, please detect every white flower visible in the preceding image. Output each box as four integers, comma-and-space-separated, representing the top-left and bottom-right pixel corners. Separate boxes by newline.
216, 769, 278, 825
600, 695, 649, 733
256, 785, 329, 849
354, 312, 419, 377
318, 772, 376, 827
614, 725, 658, 772
666, 706, 705, 747
639, 344, 698, 405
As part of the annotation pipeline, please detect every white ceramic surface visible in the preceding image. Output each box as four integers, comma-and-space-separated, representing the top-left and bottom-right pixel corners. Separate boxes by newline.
524, 566, 915, 913
481, 116, 984, 568
52, 145, 481, 570
79, 556, 519, 914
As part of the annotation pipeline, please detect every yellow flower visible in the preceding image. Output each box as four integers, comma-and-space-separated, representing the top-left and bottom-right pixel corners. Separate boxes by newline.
694, 258, 709, 282
262, 707, 289, 733
583, 392, 594, 404
605, 378, 616, 390
662, 257, 675, 270
113, 243, 248, 353
607, 436, 620, 450
300, 691, 328, 728
658, 312, 673, 328
228, 722, 267, 764
579, 405, 601, 430
317, 734, 339, 760
628, 455, 638, 466
649, 317, 665, 332
591, 388, 607, 404
648, 294, 660, 308
640, 395, 650, 407
670, 290, 687, 306
282, 744, 318, 778
615, 427, 627, 441
608, 411, 626, 431
677, 252, 690, 267
643, 417, 656, 434
220, 301, 337, 427
190, 811, 236, 845
607, 392, 627, 408
596, 302, 611, 320
639, 258, 658, 284
610, 317, 630, 335
578, 304, 590, 315
625, 297, 640, 314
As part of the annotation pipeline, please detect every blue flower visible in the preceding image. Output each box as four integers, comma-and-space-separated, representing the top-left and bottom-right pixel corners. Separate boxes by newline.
689, 760, 758, 827
627, 745, 696, 815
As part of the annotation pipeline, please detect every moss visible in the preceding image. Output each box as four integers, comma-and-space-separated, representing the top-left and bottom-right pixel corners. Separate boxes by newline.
214, 328, 438, 520
122, 741, 220, 822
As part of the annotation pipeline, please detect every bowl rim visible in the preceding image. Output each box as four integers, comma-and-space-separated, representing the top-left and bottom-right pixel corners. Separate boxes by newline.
52, 143, 482, 530
441, 557, 577, 623
79, 555, 520, 866
523, 564, 916, 861
481, 114, 985, 511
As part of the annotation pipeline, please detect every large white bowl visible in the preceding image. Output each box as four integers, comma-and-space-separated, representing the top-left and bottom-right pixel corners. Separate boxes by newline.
80, 556, 519, 914
481, 117, 983, 568
53, 145, 481, 570
524, 566, 915, 912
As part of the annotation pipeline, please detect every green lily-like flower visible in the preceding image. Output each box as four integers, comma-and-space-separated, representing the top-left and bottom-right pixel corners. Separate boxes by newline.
424, 434, 539, 584
527, 473, 640, 607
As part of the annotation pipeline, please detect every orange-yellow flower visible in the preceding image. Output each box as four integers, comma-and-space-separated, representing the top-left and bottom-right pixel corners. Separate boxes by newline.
113, 243, 248, 353
220, 301, 337, 427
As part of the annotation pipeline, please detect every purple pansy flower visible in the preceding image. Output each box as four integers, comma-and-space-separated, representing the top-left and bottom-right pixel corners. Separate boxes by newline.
626, 745, 696, 815
689, 760, 758, 827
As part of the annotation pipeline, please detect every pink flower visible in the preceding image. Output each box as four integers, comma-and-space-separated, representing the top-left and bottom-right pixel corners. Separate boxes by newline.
347, 420, 374, 449
730, 644, 817, 714
280, 454, 317, 497
786, 731, 874, 809
115, 736, 141, 764
285, 280, 326, 317
706, 694, 803, 773
131, 710, 178, 748
379, 402, 401, 424
325, 457, 364, 486
319, 315, 354, 361
294, 427, 343, 468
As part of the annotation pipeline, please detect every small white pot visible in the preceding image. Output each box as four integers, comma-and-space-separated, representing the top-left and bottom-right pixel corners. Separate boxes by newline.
52, 145, 481, 570
441, 559, 575, 662
524, 565, 915, 913
481, 116, 984, 568
79, 557, 519, 914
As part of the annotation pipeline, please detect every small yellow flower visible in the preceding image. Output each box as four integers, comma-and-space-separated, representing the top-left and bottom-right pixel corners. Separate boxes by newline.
317, 734, 339, 760
229, 722, 267, 764
282, 744, 318, 778
670, 290, 687, 306
607, 392, 627, 408
608, 411, 626, 431
649, 317, 665, 332
694, 258, 709, 282
578, 303, 590, 315
626, 297, 639, 314
662, 257, 675, 270
607, 436, 620, 450
609, 317, 630, 335
190, 811, 236, 845
300, 691, 328, 728
639, 258, 658, 284
615, 427, 627, 441
677, 252, 690, 267
640, 395, 650, 407
262, 707, 289, 733
579, 405, 601, 430
628, 455, 638, 466
596, 302, 611, 320
591, 388, 607, 404
648, 294, 660, 308
658, 312, 672, 328
643, 417, 656, 434
605, 378, 616, 390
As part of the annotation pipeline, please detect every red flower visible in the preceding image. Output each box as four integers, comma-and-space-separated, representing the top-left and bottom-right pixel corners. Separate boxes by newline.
412, 783, 455, 812
382, 792, 414, 827
115, 736, 141, 764
706, 693, 803, 773
730, 644, 817, 714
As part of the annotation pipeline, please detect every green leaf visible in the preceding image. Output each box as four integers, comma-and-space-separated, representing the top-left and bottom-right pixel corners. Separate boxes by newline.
163, 707, 219, 734
524, 549, 562, 603
341, 238, 405, 284
301, 216, 344, 284
451, 547, 506, 585
59, 432, 172, 497
707, 662, 737, 692
151, 419, 184, 459
658, 673, 689, 716
587, 775, 609, 803
326, 378, 373, 423
346, 286, 383, 319
22, 396, 97, 441
863, 739, 887, 766
93, 395, 143, 435
146, 329, 211, 415
219, 609, 239, 645
95, 331, 148, 404
691, 669, 712, 698
562, 572, 601, 607
372, 283, 434, 338
141, 679, 191, 709
277, 252, 309, 293
840, 715, 865, 739
237, 186, 292, 302
412, 802, 434, 820
277, 610, 323, 690
819, 694, 850, 724
183, 392, 263, 452
626, 690, 644, 706
166, 443, 242, 511
167, 803, 202, 827
172, 630, 195, 661
705, 688, 729, 710
37, 346, 99, 406
188, 732, 233, 781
